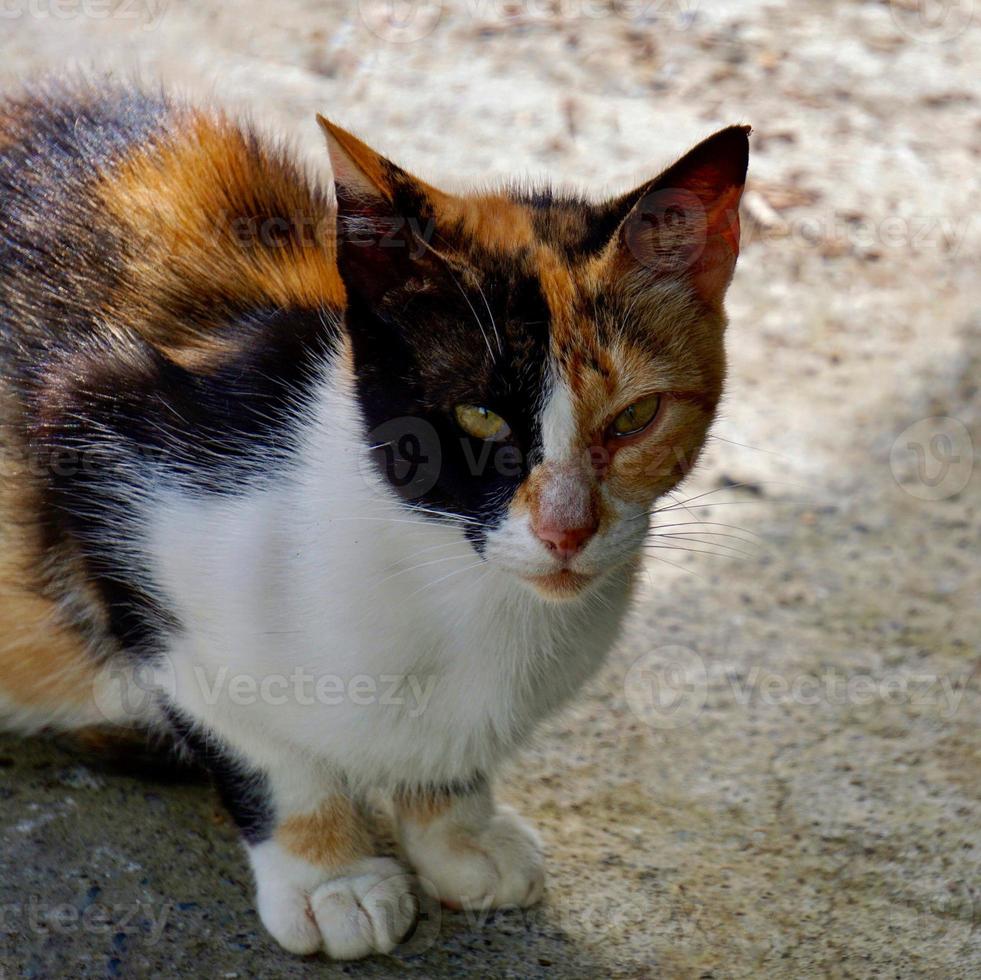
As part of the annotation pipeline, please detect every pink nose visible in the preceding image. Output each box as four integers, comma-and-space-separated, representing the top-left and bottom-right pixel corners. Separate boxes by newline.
534, 522, 597, 559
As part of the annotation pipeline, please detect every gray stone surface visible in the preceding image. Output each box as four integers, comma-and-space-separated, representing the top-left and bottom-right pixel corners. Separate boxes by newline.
1, 1, 979, 976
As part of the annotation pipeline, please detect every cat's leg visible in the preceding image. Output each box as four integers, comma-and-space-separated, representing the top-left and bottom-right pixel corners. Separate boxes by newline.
249, 788, 416, 959
394, 777, 545, 911
174, 717, 415, 959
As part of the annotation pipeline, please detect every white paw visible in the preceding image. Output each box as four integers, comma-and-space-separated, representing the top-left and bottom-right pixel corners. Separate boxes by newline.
310, 858, 417, 960
251, 847, 416, 959
400, 806, 545, 911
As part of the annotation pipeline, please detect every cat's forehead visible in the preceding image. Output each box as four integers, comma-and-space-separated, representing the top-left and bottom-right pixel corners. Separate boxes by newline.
372, 184, 715, 417
446, 196, 629, 364
509, 188, 626, 259
440, 192, 604, 308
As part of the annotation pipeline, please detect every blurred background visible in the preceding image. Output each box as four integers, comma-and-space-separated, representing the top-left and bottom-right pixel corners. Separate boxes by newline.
0, 1, 978, 976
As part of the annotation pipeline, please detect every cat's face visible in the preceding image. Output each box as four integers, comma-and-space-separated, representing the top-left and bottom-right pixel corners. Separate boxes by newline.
323, 120, 748, 600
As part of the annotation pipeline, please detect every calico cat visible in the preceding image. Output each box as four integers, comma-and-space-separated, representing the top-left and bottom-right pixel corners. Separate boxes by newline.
0, 83, 748, 959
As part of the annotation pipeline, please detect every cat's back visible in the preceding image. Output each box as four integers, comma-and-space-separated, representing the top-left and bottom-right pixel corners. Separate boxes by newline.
0, 81, 343, 374
0, 84, 347, 730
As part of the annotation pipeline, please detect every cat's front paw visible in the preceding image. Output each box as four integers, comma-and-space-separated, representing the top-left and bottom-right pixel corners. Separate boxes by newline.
309, 858, 416, 960
400, 806, 545, 911
253, 851, 416, 959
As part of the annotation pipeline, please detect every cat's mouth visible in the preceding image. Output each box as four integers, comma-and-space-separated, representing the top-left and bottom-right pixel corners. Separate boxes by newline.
521, 568, 596, 600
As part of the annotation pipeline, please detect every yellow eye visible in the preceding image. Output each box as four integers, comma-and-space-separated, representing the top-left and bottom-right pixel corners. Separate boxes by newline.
610, 394, 661, 438
455, 404, 511, 442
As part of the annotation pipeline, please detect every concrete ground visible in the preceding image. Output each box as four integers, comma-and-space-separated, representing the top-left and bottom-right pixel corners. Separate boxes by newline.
0, 1, 978, 976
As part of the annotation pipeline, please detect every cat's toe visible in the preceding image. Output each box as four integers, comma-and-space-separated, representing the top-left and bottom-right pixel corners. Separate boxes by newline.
405, 806, 545, 910
254, 876, 324, 955
310, 858, 417, 960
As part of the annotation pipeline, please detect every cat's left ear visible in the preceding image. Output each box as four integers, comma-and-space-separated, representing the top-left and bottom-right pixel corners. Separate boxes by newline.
603, 125, 750, 310
318, 116, 455, 305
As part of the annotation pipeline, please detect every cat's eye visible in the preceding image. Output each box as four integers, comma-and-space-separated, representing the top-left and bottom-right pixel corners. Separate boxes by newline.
609, 394, 662, 438
455, 404, 511, 442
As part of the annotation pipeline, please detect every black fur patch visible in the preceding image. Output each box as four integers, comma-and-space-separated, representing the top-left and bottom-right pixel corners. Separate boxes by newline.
0, 85, 170, 359
512, 186, 630, 259
28, 305, 336, 654
165, 707, 274, 845
340, 241, 553, 550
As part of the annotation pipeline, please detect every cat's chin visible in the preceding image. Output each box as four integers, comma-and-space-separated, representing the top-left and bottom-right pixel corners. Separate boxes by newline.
519, 569, 597, 601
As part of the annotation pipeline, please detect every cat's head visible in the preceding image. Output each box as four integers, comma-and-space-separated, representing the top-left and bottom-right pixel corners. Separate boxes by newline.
321, 118, 748, 601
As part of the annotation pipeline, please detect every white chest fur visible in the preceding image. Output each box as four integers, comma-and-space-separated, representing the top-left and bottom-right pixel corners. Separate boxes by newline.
142, 371, 633, 788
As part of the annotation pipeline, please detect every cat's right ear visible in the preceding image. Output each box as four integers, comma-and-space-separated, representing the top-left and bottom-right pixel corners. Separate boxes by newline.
318, 116, 453, 305
602, 125, 750, 311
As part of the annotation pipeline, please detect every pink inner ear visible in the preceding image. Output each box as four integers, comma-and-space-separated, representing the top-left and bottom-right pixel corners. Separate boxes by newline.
612, 125, 749, 308
705, 181, 744, 257
621, 178, 744, 308
692, 181, 744, 305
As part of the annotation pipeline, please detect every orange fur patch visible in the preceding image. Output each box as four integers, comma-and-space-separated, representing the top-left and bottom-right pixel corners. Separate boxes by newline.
446, 194, 537, 254
0, 478, 99, 713
0, 589, 98, 712
518, 238, 726, 510
99, 110, 344, 368
278, 797, 371, 868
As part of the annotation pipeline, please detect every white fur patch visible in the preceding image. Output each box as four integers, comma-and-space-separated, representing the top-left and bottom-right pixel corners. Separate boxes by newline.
136, 358, 631, 790
539, 371, 578, 462
249, 841, 415, 958
397, 786, 544, 910
37, 355, 643, 959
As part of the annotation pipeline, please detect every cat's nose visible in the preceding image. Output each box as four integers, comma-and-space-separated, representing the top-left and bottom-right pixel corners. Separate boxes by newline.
534, 521, 598, 559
